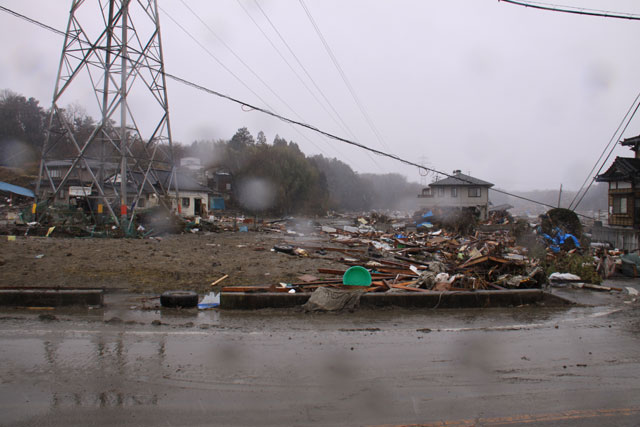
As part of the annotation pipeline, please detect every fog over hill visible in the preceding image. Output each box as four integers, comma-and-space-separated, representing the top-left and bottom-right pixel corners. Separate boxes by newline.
489, 183, 608, 218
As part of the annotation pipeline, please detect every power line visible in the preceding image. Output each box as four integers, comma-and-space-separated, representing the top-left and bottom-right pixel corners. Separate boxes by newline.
248, 0, 384, 170
571, 96, 640, 211
500, 0, 640, 211
298, 0, 393, 156
234, 0, 351, 159
159, 4, 333, 157
235, 1, 342, 136
499, 0, 640, 21
177, 0, 295, 115
165, 72, 578, 215
1, 3, 585, 217
251, 0, 359, 141
569, 90, 640, 210
0, 5, 66, 36
171, 1, 340, 159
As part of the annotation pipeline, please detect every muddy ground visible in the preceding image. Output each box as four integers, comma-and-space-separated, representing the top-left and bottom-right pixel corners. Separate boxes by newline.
0, 231, 345, 293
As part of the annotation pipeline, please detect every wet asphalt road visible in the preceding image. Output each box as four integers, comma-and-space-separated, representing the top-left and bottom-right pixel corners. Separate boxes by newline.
0, 284, 639, 427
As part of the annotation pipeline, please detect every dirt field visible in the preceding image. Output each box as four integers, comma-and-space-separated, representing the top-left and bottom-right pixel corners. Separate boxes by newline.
0, 231, 345, 293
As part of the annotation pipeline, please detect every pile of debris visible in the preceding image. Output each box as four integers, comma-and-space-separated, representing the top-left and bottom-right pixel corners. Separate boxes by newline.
216, 207, 630, 303
219, 216, 557, 298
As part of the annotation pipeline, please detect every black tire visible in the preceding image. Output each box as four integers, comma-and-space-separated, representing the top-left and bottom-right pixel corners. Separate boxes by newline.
160, 290, 198, 308
273, 244, 294, 254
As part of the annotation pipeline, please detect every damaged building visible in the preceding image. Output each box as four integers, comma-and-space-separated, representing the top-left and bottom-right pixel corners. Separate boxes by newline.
417, 170, 494, 220
594, 134, 640, 250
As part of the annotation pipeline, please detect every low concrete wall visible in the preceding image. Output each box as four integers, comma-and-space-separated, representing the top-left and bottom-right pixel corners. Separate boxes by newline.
220, 289, 573, 310
0, 289, 104, 307
591, 224, 640, 251
221, 292, 310, 309
361, 290, 569, 308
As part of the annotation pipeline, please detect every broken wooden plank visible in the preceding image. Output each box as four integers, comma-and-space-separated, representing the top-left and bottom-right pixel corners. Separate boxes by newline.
374, 267, 419, 275
458, 255, 512, 269
221, 286, 281, 293
390, 284, 433, 293
283, 243, 366, 254
394, 255, 431, 266
210, 274, 229, 287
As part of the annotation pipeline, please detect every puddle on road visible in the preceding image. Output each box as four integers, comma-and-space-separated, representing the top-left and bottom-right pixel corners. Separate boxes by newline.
0, 299, 619, 335
1, 299, 638, 427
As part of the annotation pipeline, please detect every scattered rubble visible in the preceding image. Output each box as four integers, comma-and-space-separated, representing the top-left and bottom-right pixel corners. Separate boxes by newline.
218, 209, 624, 299
1, 202, 635, 300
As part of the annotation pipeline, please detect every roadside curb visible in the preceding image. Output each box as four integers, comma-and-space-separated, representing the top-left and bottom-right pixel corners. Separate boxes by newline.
0, 288, 104, 307
220, 289, 575, 310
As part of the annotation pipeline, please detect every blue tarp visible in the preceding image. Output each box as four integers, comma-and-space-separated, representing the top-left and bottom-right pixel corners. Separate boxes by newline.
0, 181, 35, 198
541, 227, 580, 253
211, 197, 225, 210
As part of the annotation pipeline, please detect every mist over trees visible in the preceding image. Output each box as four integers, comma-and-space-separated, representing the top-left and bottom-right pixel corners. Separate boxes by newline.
0, 90, 46, 169
181, 127, 421, 215
0, 90, 117, 169
489, 184, 608, 215
1, 90, 608, 216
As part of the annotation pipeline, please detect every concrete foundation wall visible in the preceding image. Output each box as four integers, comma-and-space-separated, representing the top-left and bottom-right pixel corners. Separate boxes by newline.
220, 290, 572, 310
0, 289, 104, 307
591, 224, 640, 251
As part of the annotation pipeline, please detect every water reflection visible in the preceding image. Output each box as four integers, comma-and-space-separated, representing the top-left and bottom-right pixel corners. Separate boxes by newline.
50, 391, 158, 409
36, 331, 168, 412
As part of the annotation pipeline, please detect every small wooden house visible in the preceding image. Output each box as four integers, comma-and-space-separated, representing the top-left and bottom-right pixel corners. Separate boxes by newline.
595, 135, 640, 228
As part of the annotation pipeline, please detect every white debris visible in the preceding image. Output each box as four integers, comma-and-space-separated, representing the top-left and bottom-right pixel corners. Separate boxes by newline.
435, 273, 450, 283
549, 272, 582, 282
198, 292, 220, 309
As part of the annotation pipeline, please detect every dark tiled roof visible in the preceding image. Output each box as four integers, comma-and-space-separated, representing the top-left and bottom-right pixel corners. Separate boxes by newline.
102, 170, 213, 194
596, 157, 640, 182
130, 170, 212, 193
429, 172, 493, 187
621, 134, 640, 147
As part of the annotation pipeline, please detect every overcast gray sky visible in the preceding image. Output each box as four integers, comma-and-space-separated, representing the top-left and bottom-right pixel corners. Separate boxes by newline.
2, 0, 640, 191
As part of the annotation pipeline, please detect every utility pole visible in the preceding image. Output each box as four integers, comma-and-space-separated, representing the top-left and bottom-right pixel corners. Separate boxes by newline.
418, 156, 429, 187
558, 184, 563, 208
37, 0, 178, 227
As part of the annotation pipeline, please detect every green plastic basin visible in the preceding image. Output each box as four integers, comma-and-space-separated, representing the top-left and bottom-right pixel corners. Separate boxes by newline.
342, 266, 372, 286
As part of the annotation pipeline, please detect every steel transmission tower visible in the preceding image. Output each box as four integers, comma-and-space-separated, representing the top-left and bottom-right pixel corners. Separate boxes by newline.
36, 0, 177, 228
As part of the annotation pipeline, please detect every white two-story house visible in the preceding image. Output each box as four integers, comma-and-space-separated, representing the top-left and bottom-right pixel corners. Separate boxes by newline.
418, 170, 494, 220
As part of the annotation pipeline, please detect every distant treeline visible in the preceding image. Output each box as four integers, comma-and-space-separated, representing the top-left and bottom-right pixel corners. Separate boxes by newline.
0, 89, 608, 216
179, 127, 422, 215
0, 89, 173, 168
0, 90, 421, 215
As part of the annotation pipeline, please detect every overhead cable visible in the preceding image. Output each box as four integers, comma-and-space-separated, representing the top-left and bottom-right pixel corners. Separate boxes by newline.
165, 72, 577, 214
298, 0, 394, 155
569, 90, 640, 210
160, 4, 332, 157
251, 0, 360, 141
236, 0, 350, 139
0, 5, 67, 36
248, 0, 384, 169
1, 3, 587, 216
499, 0, 640, 21
571, 96, 640, 211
